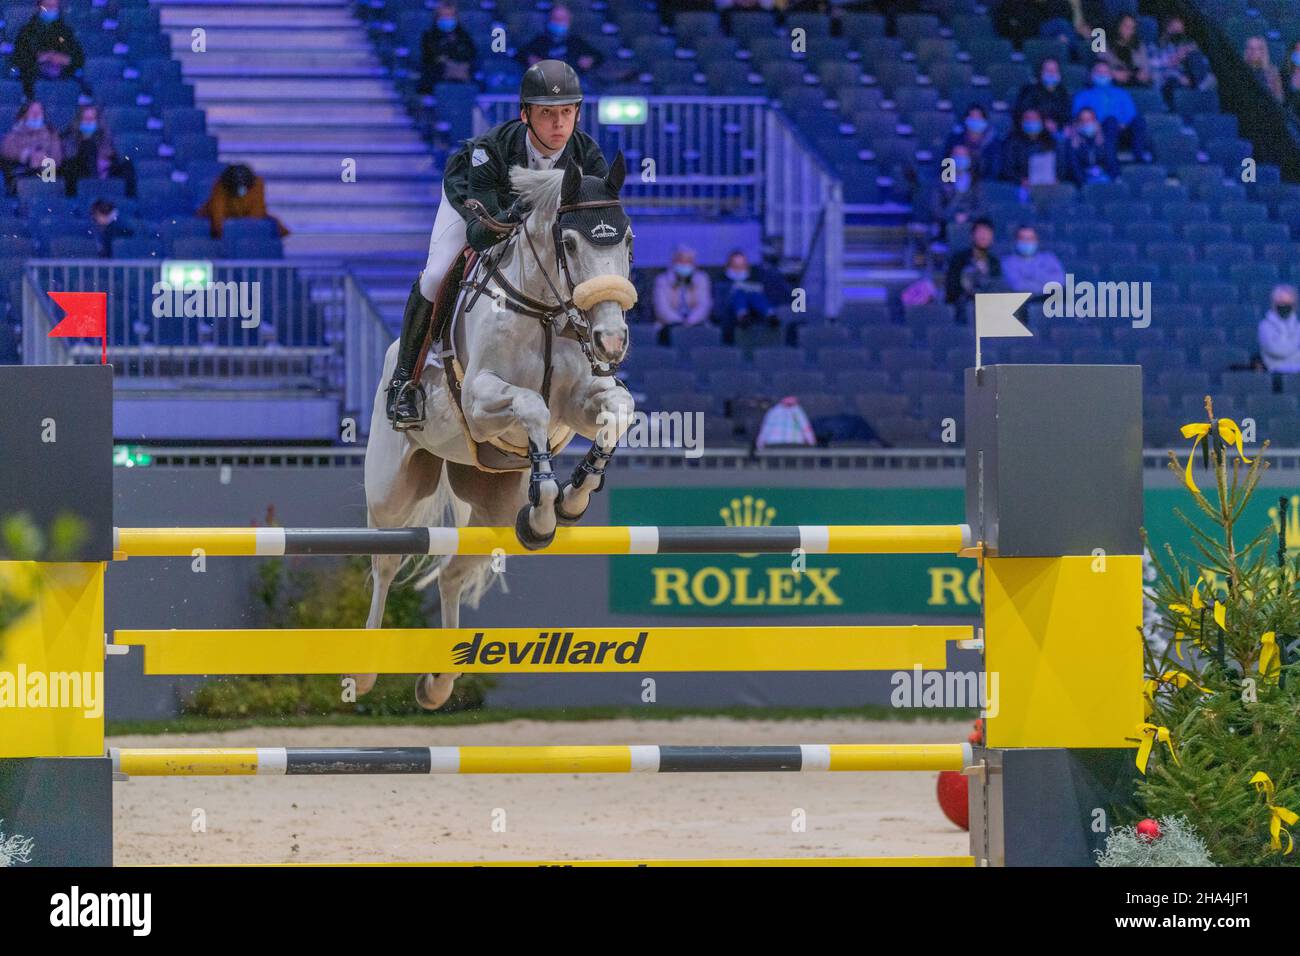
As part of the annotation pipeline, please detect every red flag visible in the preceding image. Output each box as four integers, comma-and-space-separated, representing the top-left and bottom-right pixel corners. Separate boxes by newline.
47, 291, 108, 364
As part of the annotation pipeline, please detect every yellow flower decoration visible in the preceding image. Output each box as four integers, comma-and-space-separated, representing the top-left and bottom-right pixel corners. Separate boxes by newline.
1250, 772, 1298, 855
1259, 632, 1280, 682
1142, 672, 1211, 717
1179, 418, 1252, 494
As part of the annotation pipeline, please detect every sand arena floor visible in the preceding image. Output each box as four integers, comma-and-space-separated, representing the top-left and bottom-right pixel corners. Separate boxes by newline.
110, 717, 972, 864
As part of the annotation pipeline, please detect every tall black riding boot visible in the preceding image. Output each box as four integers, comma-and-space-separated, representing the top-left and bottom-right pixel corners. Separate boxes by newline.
387, 279, 435, 429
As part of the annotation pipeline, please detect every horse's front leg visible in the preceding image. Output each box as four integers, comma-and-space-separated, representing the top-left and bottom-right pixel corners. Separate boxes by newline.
557, 377, 635, 524
462, 370, 559, 550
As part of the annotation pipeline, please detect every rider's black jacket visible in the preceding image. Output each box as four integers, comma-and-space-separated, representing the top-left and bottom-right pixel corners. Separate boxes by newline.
442, 118, 609, 252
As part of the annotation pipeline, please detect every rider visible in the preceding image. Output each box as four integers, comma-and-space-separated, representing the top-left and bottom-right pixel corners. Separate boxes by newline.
387, 58, 611, 429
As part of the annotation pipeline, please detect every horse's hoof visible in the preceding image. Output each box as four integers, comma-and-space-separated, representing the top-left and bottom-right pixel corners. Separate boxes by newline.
348, 673, 378, 696
415, 673, 457, 711
514, 503, 556, 550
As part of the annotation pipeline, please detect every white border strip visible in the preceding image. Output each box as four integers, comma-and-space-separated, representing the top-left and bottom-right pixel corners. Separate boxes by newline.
627, 527, 658, 554
800, 744, 832, 771
427, 528, 460, 555
958, 523, 972, 549
257, 748, 288, 774
798, 526, 830, 554
428, 747, 461, 773
255, 528, 286, 556
629, 745, 660, 771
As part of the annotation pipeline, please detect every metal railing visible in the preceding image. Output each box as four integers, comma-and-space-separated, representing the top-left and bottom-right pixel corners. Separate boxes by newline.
343, 271, 395, 433
475, 94, 769, 218
765, 109, 843, 318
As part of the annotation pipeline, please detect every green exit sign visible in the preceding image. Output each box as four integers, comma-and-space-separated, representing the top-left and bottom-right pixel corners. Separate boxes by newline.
161, 260, 212, 287
598, 97, 648, 125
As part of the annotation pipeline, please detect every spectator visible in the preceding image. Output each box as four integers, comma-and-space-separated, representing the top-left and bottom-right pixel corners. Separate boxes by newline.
1286, 40, 1300, 113
1259, 284, 1300, 372
930, 144, 982, 239
652, 245, 712, 344
88, 198, 132, 258
945, 218, 1002, 325
11, 0, 84, 96
1014, 58, 1072, 135
999, 109, 1060, 185
197, 163, 290, 239
517, 5, 603, 72
420, 2, 477, 93
943, 105, 1001, 178
755, 396, 816, 449
1146, 16, 1214, 108
1245, 35, 1284, 103
1002, 225, 1065, 295
1072, 61, 1151, 162
1101, 15, 1151, 87
60, 105, 136, 198
992, 0, 1071, 48
1063, 107, 1119, 183
1, 100, 61, 186
713, 249, 778, 346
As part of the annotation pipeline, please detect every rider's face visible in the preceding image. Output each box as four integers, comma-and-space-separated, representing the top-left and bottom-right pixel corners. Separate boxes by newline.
523, 104, 577, 152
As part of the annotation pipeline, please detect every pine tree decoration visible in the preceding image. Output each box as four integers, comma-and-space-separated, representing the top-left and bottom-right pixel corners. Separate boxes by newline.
0, 819, 34, 867
1096, 815, 1215, 867
1137, 399, 1300, 866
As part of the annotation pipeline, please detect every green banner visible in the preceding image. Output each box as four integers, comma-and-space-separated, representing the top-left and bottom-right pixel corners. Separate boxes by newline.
608, 486, 1299, 617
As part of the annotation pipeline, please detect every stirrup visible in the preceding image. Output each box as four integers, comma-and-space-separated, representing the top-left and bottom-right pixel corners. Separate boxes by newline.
388, 378, 427, 430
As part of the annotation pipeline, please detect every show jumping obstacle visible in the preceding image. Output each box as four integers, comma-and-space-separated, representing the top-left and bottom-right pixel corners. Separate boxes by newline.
0, 363, 1146, 867
110, 744, 972, 776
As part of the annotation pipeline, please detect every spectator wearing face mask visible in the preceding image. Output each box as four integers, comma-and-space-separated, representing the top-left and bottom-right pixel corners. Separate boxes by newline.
945, 218, 1003, 325
61, 105, 136, 198
1, 100, 61, 186
929, 144, 982, 239
518, 4, 603, 72
652, 245, 712, 345
1002, 225, 1064, 296
1244, 36, 1284, 103
999, 109, 1060, 185
12, 0, 84, 96
1063, 107, 1119, 183
1072, 62, 1152, 163
713, 249, 779, 346
1014, 59, 1072, 135
197, 163, 290, 239
420, 2, 477, 93
1259, 284, 1300, 373
943, 105, 1001, 178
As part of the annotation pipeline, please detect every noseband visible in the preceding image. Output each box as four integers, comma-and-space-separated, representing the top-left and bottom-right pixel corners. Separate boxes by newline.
461, 197, 634, 381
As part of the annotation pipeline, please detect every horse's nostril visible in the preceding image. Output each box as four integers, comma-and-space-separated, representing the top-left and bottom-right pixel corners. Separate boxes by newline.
597, 332, 626, 357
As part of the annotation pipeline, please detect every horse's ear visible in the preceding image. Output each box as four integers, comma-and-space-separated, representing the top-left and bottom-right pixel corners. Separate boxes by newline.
605, 151, 626, 193
561, 161, 582, 204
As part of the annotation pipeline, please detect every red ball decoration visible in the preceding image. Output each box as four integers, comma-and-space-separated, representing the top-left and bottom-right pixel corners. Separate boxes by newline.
936, 770, 969, 830
968, 718, 984, 745
1136, 818, 1162, 842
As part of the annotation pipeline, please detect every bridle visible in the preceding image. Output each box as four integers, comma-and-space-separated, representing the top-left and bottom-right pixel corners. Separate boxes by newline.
461, 196, 632, 388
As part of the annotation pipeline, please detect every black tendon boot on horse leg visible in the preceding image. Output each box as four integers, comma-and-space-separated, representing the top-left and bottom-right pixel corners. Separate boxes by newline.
555, 443, 614, 524
514, 440, 559, 550
387, 279, 434, 429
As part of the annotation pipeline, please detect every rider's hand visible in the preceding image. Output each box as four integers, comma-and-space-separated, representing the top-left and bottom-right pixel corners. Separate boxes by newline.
500, 199, 532, 224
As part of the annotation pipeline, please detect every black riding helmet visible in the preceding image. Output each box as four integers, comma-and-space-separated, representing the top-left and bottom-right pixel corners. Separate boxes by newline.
519, 59, 583, 142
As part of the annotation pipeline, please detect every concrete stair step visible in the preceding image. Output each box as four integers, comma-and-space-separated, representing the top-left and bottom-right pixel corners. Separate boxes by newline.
159, 6, 356, 27
166, 28, 366, 50
203, 101, 411, 124
284, 231, 429, 257
233, 154, 439, 176
262, 179, 439, 203
173, 52, 383, 76
213, 126, 427, 150
278, 206, 437, 230
192, 77, 394, 100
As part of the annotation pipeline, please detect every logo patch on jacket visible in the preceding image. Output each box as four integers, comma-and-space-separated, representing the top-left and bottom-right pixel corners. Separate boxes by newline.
471, 147, 488, 167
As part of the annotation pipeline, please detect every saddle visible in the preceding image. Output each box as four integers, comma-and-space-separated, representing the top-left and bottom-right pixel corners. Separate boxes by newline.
416, 244, 572, 474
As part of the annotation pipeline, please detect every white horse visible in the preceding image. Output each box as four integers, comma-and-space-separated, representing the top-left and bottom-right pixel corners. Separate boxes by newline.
359, 156, 637, 709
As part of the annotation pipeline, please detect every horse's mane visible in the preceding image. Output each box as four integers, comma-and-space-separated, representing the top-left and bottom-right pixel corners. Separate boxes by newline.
509, 166, 566, 220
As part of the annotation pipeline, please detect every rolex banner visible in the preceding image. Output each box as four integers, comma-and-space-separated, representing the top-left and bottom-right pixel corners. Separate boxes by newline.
608, 487, 1298, 617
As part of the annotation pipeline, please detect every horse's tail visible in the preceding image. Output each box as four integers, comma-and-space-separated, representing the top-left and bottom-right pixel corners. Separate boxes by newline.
402, 469, 498, 610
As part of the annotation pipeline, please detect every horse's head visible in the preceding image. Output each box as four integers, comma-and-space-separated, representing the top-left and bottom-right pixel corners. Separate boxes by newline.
553, 152, 633, 366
